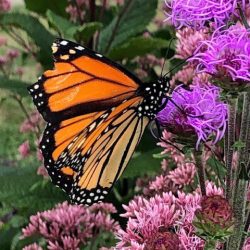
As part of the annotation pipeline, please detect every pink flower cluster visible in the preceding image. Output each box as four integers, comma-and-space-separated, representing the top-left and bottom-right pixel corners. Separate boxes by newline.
0, 0, 11, 13
22, 202, 120, 250
116, 182, 224, 249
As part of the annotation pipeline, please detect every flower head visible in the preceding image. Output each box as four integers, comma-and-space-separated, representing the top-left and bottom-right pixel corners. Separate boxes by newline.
117, 192, 204, 249
165, 0, 241, 29
194, 195, 234, 242
193, 24, 250, 87
196, 195, 233, 228
23, 243, 43, 250
156, 85, 227, 148
0, 0, 11, 13
18, 140, 30, 158
22, 202, 119, 249
175, 27, 211, 59
167, 162, 196, 186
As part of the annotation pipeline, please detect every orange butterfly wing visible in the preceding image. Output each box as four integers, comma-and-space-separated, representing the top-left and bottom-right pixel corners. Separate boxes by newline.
28, 39, 149, 202
28, 39, 142, 123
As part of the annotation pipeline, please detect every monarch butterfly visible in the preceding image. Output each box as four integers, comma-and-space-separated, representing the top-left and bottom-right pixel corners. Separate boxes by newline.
28, 38, 170, 205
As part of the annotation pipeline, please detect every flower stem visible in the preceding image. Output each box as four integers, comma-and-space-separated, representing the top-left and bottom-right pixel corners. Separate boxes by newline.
225, 97, 237, 200
194, 148, 206, 196
104, 0, 134, 53
227, 91, 250, 250
237, 3, 250, 29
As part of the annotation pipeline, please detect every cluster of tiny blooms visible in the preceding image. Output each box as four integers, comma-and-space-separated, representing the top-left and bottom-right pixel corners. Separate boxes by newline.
0, 0, 10, 13
167, 162, 196, 186
175, 27, 211, 59
165, 0, 245, 29
18, 140, 30, 158
193, 24, 250, 84
22, 202, 120, 250
116, 182, 225, 250
19, 110, 42, 133
66, 0, 89, 22
156, 84, 228, 148
244, 237, 250, 250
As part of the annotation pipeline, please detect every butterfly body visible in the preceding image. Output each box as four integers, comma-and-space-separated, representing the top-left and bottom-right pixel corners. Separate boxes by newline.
28, 39, 170, 205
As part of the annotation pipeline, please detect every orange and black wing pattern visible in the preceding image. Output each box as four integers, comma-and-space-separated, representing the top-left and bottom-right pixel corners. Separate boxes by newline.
28, 38, 142, 123
28, 39, 169, 205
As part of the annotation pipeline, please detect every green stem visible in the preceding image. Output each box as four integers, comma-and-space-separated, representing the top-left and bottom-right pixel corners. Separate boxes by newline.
227, 91, 250, 250
194, 147, 206, 196
237, 3, 250, 29
204, 239, 217, 250
228, 179, 248, 250
225, 98, 237, 200
104, 0, 134, 53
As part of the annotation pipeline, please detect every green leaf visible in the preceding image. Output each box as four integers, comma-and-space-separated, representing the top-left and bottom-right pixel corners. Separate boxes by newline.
98, 0, 158, 53
233, 140, 246, 149
0, 75, 29, 96
108, 37, 169, 60
24, 0, 68, 17
74, 22, 103, 43
0, 165, 67, 216
46, 9, 76, 38
123, 131, 161, 178
0, 12, 55, 69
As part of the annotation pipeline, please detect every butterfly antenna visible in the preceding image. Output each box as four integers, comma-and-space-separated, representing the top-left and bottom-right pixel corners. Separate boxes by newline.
163, 55, 193, 78
160, 37, 176, 78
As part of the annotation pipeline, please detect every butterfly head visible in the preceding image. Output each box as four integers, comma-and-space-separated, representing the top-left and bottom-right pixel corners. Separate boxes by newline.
138, 76, 171, 120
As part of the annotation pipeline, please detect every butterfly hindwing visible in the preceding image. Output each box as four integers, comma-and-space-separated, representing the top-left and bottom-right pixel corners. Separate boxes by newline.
41, 97, 149, 204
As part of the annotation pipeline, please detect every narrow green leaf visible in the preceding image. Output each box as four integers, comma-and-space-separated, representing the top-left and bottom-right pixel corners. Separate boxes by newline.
0, 75, 29, 96
74, 22, 103, 43
98, 0, 158, 52
108, 37, 169, 60
24, 0, 68, 17
46, 9, 76, 38
0, 12, 55, 69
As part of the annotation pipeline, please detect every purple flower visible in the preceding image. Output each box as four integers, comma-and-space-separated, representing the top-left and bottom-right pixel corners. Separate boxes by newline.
193, 24, 250, 85
165, 0, 243, 29
156, 85, 228, 148
22, 202, 119, 250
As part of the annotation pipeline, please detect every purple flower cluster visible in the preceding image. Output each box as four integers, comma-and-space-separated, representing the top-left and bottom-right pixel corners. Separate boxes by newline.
165, 0, 245, 29
22, 202, 120, 250
157, 85, 227, 148
193, 24, 250, 84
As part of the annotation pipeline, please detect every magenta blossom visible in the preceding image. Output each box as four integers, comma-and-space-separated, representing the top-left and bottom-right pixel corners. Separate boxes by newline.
165, 0, 244, 29
193, 24, 250, 85
156, 85, 227, 148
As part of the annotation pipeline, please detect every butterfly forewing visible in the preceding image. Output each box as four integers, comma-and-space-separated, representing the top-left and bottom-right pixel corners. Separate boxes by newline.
28, 39, 142, 123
